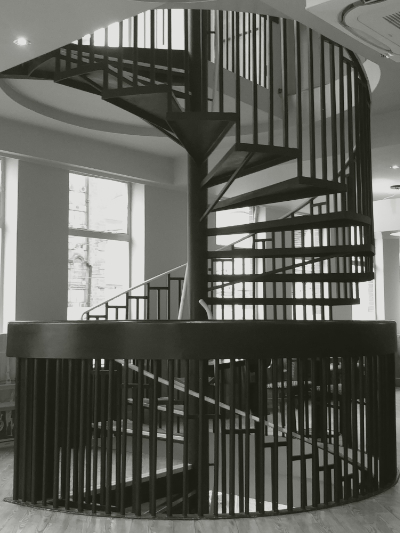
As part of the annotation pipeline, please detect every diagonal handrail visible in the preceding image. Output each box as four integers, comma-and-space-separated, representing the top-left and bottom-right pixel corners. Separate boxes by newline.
117, 358, 362, 467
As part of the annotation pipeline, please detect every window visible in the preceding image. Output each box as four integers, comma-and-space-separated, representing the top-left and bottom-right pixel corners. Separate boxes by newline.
68, 173, 130, 320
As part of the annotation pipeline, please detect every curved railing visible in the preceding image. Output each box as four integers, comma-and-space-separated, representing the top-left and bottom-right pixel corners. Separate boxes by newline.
7, 320, 397, 518
1, 7, 374, 320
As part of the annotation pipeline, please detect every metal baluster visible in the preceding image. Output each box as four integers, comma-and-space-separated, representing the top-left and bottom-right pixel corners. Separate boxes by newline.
166, 359, 174, 517
229, 358, 236, 515
30, 360, 39, 504
64, 361, 73, 510
213, 358, 220, 517
77, 360, 86, 512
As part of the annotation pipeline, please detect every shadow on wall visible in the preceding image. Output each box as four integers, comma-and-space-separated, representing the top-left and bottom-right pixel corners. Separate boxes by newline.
0, 334, 14, 383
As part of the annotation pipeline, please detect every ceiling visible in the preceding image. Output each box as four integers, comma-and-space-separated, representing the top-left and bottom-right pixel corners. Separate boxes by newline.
1, 0, 400, 201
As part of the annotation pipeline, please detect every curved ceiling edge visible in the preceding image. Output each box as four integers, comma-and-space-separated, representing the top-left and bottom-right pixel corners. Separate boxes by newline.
0, 80, 164, 138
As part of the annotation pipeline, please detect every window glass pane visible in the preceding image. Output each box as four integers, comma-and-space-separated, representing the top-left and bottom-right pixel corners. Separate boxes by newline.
68, 235, 129, 319
69, 173, 128, 233
215, 207, 252, 246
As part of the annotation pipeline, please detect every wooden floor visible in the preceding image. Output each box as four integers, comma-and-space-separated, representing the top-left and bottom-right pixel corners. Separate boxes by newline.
1, 391, 400, 532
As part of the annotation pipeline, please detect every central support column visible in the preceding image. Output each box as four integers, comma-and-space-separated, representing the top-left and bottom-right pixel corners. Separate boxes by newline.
186, 9, 210, 516
187, 157, 208, 319
187, 9, 208, 321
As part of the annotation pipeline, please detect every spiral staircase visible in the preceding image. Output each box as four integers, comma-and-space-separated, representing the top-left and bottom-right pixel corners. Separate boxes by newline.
3, 6, 393, 522
0, 8, 374, 321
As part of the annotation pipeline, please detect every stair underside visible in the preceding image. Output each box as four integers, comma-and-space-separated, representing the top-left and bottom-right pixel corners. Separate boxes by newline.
207, 212, 371, 236
214, 177, 347, 211
103, 86, 182, 121
201, 144, 299, 188
0, 45, 186, 79
208, 244, 374, 259
166, 112, 236, 164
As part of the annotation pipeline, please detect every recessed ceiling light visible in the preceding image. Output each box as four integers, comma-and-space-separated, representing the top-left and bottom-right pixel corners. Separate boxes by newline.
390, 232, 400, 237
390, 165, 399, 169
13, 37, 31, 46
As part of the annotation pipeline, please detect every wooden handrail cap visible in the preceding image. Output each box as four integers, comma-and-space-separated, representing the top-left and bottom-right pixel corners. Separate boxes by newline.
6, 320, 397, 361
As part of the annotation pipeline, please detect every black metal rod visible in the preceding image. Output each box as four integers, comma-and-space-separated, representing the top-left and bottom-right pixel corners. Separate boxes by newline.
268, 17, 274, 145
135, 360, 144, 516
52, 360, 61, 508
120, 361, 128, 515
320, 37, 327, 181
182, 359, 190, 517
213, 358, 220, 517
30, 359, 38, 504
149, 361, 158, 516
281, 19, 288, 147
294, 21, 302, 178
229, 358, 236, 515
13, 359, 21, 501
105, 361, 114, 514
77, 360, 86, 512
85, 360, 92, 508
92, 361, 100, 513
64, 361, 73, 510
166, 359, 174, 517
271, 358, 279, 512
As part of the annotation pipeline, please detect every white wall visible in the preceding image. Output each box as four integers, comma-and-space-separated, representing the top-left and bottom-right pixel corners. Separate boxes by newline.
0, 117, 175, 187
3, 160, 69, 325
144, 186, 187, 280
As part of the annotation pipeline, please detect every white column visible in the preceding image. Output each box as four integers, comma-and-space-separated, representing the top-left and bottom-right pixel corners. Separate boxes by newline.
2, 159, 69, 328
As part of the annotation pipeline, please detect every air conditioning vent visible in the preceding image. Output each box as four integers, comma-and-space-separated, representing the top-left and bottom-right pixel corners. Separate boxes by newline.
307, 0, 400, 62
384, 11, 400, 29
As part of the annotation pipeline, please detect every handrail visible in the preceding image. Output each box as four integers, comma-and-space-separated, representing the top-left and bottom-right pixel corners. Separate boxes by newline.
80, 210, 271, 319
81, 263, 186, 319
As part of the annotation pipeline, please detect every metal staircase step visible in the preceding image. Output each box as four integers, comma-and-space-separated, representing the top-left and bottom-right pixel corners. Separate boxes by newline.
208, 297, 360, 306
201, 143, 299, 188
209, 272, 374, 283
207, 212, 371, 236
213, 177, 347, 211
208, 244, 374, 259
166, 112, 236, 164
102, 85, 182, 121
54, 61, 105, 82
62, 44, 186, 70
94, 421, 184, 443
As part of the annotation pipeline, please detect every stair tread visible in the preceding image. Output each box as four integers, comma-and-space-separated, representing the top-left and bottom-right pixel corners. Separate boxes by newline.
207, 212, 371, 236
95, 421, 184, 443
208, 244, 374, 259
209, 272, 374, 283
166, 112, 236, 164
64, 44, 186, 70
213, 177, 347, 211
201, 143, 299, 189
102, 85, 182, 122
54, 61, 105, 82
208, 297, 360, 306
